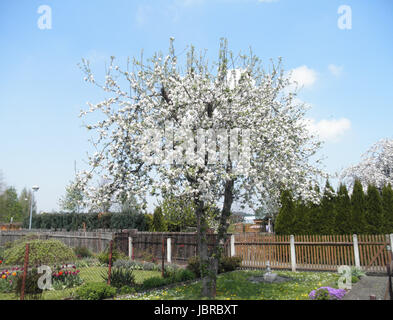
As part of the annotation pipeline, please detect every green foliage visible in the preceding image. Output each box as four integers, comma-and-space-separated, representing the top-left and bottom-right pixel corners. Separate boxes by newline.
59, 181, 84, 213
152, 206, 167, 232
274, 190, 295, 235
75, 282, 117, 300
15, 269, 43, 299
351, 180, 367, 234
4, 240, 76, 265
335, 184, 352, 234
218, 256, 242, 273
381, 184, 393, 234
0, 187, 24, 223
102, 267, 136, 288
23, 211, 149, 231
111, 212, 148, 230
319, 181, 337, 234
119, 285, 136, 295
186, 256, 242, 278
141, 268, 196, 290
141, 276, 171, 290
160, 196, 197, 232
274, 180, 393, 235
73, 246, 93, 258
365, 184, 383, 234
97, 247, 127, 265
186, 256, 201, 277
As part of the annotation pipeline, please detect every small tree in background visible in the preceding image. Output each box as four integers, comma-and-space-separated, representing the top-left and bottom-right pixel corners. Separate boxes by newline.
152, 206, 167, 232
335, 184, 352, 234
274, 190, 295, 235
365, 184, 384, 234
351, 180, 367, 234
319, 181, 337, 234
381, 183, 393, 234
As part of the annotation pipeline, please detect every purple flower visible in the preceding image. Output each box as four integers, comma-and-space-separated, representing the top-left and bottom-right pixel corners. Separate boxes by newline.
309, 287, 347, 300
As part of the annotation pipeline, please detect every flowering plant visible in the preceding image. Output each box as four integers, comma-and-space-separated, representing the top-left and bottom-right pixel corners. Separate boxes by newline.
309, 286, 347, 300
0, 267, 22, 293
52, 264, 83, 290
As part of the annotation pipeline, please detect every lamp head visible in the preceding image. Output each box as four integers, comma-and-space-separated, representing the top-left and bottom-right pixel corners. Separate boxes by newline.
32, 186, 39, 192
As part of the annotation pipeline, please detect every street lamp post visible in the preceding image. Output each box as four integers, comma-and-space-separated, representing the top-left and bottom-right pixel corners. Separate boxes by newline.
29, 186, 39, 230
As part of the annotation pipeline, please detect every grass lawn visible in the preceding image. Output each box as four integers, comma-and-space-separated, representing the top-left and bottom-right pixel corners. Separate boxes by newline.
118, 270, 341, 300
0, 267, 161, 300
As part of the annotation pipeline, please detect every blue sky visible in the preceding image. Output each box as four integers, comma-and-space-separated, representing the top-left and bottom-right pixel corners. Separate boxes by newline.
0, 0, 392, 213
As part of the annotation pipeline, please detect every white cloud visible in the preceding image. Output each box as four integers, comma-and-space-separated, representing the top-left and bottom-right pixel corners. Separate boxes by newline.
258, 0, 279, 2
328, 64, 343, 77
305, 118, 351, 142
288, 65, 317, 90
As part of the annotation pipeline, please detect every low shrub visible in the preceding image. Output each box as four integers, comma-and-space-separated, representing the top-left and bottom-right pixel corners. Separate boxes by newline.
187, 256, 242, 277
103, 267, 136, 289
4, 240, 76, 266
186, 256, 201, 277
74, 257, 101, 268
73, 246, 93, 259
75, 282, 117, 300
141, 276, 171, 290
218, 256, 242, 273
97, 248, 127, 265
142, 269, 196, 290
119, 285, 136, 295
15, 269, 43, 299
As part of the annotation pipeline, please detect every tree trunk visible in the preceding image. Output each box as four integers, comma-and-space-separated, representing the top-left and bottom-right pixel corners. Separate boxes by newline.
195, 178, 235, 298
195, 199, 217, 298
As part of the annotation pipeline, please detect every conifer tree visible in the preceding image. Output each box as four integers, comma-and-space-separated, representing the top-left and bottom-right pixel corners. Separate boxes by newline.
365, 184, 383, 234
292, 200, 309, 235
275, 190, 295, 235
152, 206, 167, 232
305, 184, 322, 235
381, 183, 393, 234
319, 180, 337, 234
335, 184, 352, 234
351, 180, 367, 234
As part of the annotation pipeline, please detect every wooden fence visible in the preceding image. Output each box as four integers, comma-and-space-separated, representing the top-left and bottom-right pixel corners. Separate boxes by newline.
115, 230, 231, 264
234, 233, 393, 273
0, 230, 114, 253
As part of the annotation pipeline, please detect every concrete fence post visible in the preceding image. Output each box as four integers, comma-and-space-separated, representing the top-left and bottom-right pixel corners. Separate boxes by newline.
167, 238, 172, 263
353, 234, 361, 268
290, 235, 296, 272
230, 234, 235, 257
128, 237, 133, 259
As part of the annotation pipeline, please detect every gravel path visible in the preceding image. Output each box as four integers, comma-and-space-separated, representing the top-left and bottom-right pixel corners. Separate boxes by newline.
343, 275, 389, 300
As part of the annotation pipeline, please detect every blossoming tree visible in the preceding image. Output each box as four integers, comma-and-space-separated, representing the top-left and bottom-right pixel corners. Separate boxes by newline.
341, 139, 393, 190
76, 38, 324, 297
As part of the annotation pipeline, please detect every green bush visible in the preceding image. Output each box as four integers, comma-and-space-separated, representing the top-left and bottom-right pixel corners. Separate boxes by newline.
141, 276, 171, 290
103, 267, 136, 289
4, 240, 76, 266
75, 282, 117, 300
97, 248, 127, 265
119, 285, 136, 295
73, 246, 93, 258
186, 256, 242, 277
218, 256, 242, 273
171, 269, 196, 282
15, 269, 43, 299
186, 256, 201, 277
